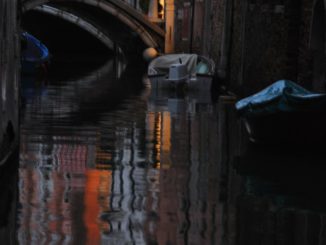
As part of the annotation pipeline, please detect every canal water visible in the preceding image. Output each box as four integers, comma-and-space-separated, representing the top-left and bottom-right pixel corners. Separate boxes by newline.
12, 57, 326, 244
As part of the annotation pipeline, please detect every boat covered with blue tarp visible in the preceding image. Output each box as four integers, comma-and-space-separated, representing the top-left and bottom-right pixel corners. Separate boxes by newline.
236, 80, 326, 115
235, 80, 326, 144
21, 32, 50, 74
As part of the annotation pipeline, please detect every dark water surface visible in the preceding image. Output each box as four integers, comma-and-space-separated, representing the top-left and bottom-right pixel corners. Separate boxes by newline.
16, 58, 326, 244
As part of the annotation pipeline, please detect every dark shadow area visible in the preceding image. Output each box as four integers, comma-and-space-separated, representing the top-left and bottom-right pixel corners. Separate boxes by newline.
0, 149, 19, 245
48, 2, 151, 55
215, 99, 326, 245
235, 142, 326, 212
22, 11, 112, 56
22, 10, 114, 80
231, 104, 326, 212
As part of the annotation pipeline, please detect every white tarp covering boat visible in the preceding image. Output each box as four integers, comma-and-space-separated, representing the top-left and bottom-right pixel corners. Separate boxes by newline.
148, 54, 214, 77
147, 53, 215, 92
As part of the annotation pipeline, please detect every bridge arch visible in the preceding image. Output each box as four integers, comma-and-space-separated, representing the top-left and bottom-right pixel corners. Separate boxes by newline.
34, 5, 115, 50
22, 0, 162, 48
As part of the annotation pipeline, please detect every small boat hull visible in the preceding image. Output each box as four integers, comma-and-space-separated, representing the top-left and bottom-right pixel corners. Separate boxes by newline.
149, 74, 212, 92
243, 111, 326, 144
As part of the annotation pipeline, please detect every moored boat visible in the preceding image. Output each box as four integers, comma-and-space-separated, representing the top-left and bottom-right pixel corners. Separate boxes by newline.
235, 80, 326, 144
147, 53, 215, 92
21, 32, 50, 74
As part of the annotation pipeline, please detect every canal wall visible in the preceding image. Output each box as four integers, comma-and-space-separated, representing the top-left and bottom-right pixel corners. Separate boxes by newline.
227, 0, 317, 95
225, 0, 325, 95
172, 0, 324, 95
0, 0, 20, 164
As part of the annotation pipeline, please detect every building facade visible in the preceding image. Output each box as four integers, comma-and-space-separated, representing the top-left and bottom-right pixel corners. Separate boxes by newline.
172, 0, 326, 95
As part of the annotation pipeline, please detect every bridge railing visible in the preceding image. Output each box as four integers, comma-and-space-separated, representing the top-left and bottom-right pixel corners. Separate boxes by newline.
21, 0, 165, 39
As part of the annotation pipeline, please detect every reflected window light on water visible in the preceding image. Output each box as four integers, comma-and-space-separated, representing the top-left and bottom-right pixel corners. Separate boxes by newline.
17, 55, 239, 244
84, 169, 112, 244
150, 110, 172, 170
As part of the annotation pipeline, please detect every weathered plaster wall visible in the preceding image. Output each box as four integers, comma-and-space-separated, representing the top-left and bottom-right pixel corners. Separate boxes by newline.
174, 0, 191, 52
226, 0, 323, 95
297, 0, 314, 88
209, 0, 226, 76
229, 0, 295, 94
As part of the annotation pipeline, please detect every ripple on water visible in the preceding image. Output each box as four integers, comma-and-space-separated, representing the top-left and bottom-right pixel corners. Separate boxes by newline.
17, 58, 226, 245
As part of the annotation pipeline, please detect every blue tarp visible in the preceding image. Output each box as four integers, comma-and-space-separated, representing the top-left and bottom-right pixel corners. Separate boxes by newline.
235, 80, 326, 116
22, 32, 49, 63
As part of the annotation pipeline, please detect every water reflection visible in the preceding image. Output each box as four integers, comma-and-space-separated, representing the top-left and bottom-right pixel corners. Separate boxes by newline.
19, 55, 221, 244
145, 87, 218, 244
220, 97, 326, 245
18, 57, 326, 244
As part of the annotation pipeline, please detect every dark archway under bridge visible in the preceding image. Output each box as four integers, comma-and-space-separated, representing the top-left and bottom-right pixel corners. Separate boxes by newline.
21, 0, 165, 57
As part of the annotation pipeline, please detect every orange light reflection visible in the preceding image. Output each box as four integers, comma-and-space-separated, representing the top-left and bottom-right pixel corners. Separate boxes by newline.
84, 169, 112, 244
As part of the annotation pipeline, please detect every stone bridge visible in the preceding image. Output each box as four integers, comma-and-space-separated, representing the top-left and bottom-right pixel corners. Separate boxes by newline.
21, 0, 172, 54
